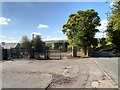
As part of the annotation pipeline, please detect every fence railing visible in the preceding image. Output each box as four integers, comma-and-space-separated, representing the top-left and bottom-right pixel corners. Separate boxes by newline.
2, 47, 70, 60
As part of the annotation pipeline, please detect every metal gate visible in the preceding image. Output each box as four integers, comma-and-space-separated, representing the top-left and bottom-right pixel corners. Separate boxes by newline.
49, 49, 62, 59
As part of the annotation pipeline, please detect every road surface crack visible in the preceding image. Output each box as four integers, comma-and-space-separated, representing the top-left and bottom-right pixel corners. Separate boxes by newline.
83, 74, 89, 88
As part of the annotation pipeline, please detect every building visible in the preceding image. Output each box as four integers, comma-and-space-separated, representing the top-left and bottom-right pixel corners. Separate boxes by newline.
45, 40, 69, 52
1, 42, 22, 60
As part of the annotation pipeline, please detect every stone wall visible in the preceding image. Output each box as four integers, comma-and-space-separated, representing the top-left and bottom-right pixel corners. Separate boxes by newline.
88, 49, 115, 57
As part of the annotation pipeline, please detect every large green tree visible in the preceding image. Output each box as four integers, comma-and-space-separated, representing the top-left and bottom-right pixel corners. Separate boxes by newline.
62, 9, 101, 56
21, 36, 32, 49
107, 0, 120, 56
32, 35, 45, 50
91, 38, 98, 50
21, 36, 32, 56
21, 35, 44, 50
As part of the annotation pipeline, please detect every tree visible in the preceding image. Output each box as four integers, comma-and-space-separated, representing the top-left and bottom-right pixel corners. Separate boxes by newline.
56, 40, 66, 43
45, 42, 52, 48
91, 38, 98, 50
62, 9, 101, 56
21, 36, 32, 56
96, 38, 107, 51
32, 35, 44, 50
21, 36, 32, 49
107, 0, 120, 56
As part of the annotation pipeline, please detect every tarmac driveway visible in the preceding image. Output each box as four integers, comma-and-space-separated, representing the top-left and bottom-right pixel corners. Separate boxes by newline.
1, 58, 118, 89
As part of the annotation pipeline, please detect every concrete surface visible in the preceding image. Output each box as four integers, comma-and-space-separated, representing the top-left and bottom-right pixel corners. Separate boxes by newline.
1, 58, 118, 89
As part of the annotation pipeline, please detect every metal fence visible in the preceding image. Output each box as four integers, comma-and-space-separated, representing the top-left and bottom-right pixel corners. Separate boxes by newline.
2, 48, 24, 60
2, 47, 68, 60
48, 48, 69, 59
49, 49, 61, 59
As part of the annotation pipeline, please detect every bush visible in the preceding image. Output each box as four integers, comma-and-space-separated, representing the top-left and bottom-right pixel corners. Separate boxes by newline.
35, 54, 45, 59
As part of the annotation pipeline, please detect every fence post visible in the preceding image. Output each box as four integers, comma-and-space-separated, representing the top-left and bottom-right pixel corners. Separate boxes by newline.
46, 48, 49, 59
2, 49, 7, 60
30, 48, 34, 59
60, 47, 62, 59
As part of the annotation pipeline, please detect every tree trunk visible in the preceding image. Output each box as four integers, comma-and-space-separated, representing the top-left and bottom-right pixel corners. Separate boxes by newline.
72, 46, 77, 57
84, 46, 88, 57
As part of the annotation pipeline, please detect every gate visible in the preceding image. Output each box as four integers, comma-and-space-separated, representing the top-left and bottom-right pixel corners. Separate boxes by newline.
49, 49, 62, 59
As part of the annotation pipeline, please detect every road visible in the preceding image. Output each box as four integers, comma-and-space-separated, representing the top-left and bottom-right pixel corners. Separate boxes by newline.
93, 57, 119, 88
1, 58, 119, 89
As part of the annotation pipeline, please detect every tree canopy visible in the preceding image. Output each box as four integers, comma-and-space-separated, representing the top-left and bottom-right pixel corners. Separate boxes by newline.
107, 0, 120, 55
21, 36, 32, 49
32, 35, 44, 50
62, 9, 101, 55
21, 35, 45, 50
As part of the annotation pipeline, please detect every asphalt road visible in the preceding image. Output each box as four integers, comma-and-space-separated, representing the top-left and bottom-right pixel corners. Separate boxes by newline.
1, 58, 118, 89
93, 57, 119, 87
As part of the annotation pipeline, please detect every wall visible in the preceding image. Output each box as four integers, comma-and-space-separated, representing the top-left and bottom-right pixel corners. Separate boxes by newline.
88, 49, 115, 57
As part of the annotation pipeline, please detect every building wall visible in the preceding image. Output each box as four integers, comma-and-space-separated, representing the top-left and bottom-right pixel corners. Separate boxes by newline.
52, 43, 63, 50
52, 42, 68, 52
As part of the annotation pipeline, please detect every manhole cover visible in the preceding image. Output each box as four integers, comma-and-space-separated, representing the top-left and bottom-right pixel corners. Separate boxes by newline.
91, 81, 99, 88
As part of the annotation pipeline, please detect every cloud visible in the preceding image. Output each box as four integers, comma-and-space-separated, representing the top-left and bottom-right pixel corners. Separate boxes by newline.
0, 35, 6, 38
96, 20, 108, 31
0, 17, 11, 25
42, 35, 67, 41
95, 32, 106, 38
0, 36, 18, 43
42, 36, 61, 41
43, 38, 61, 41
37, 24, 49, 29
31, 32, 41, 35
46, 36, 51, 38
53, 31, 63, 34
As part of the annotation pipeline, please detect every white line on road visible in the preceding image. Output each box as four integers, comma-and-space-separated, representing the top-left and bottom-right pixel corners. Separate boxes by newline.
94, 60, 119, 88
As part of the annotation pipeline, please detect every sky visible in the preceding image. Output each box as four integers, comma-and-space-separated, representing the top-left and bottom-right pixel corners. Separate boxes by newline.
0, 2, 112, 43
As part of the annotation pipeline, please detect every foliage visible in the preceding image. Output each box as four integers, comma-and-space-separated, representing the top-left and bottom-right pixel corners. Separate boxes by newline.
67, 45, 72, 52
56, 40, 65, 43
107, 0, 120, 56
21, 35, 45, 50
32, 35, 44, 50
45, 42, 52, 49
95, 38, 112, 51
34, 54, 45, 59
56, 40, 68, 43
45, 42, 52, 46
62, 9, 101, 55
99, 38, 107, 49
91, 38, 98, 50
21, 36, 32, 49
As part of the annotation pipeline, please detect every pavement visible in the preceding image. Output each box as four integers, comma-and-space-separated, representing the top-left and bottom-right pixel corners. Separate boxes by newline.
1, 58, 119, 89
93, 57, 119, 88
